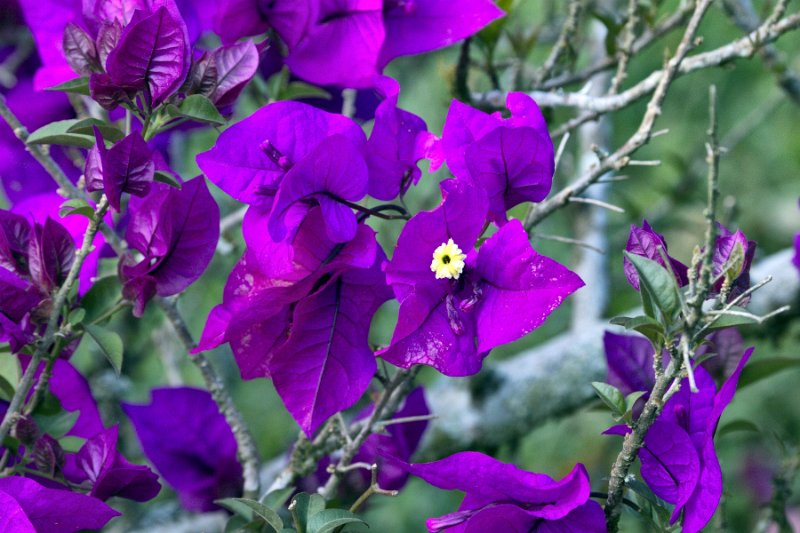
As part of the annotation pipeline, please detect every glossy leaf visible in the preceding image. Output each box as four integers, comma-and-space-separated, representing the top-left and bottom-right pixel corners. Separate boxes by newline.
624, 252, 680, 320
168, 94, 225, 125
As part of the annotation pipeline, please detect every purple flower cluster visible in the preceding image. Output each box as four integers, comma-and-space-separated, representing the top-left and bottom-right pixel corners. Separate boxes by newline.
212, 0, 504, 87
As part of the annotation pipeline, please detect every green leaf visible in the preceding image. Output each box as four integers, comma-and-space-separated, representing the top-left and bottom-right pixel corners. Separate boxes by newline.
59, 198, 95, 219
217, 498, 283, 532
307, 509, 367, 533
84, 325, 124, 375
67, 118, 124, 143
704, 306, 759, 330
625, 391, 647, 413
265, 67, 290, 100
59, 436, 87, 453
154, 170, 182, 189
716, 419, 760, 439
0, 356, 20, 401
27, 119, 95, 148
34, 410, 79, 439
591, 382, 626, 418
223, 514, 250, 533
614, 315, 666, 347
168, 94, 225, 125
80, 276, 122, 324
739, 357, 800, 389
261, 487, 295, 510
624, 252, 680, 321
45, 77, 90, 96
279, 82, 331, 101
67, 308, 86, 327
0, 374, 15, 402
290, 493, 326, 533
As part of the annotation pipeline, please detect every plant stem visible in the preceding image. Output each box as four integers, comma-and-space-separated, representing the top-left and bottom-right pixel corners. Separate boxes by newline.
0, 196, 110, 445
156, 297, 261, 500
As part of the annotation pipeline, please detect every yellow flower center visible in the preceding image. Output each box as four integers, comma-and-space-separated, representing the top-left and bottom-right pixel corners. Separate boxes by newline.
431, 238, 466, 280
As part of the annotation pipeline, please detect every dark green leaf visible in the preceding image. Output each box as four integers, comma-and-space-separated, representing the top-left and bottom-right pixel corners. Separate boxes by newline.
261, 487, 295, 510
84, 325, 123, 375
265, 68, 290, 100
34, 410, 79, 440
591, 382, 626, 418
716, 419, 760, 439
279, 82, 331, 101
67, 307, 86, 326
0, 374, 15, 402
80, 277, 122, 324
168, 94, 225, 125
624, 252, 680, 320
290, 493, 325, 533
224, 514, 250, 533
45, 77, 90, 96
154, 170, 182, 189
67, 118, 124, 142
218, 498, 283, 532
27, 119, 95, 148
739, 357, 800, 389
307, 509, 367, 533
59, 436, 86, 453
614, 315, 666, 347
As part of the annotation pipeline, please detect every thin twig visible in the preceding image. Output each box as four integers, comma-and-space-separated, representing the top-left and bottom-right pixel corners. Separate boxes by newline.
532, 0, 583, 88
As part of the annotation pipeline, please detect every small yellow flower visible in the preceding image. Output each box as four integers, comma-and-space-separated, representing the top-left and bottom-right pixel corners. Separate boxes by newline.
431, 238, 466, 280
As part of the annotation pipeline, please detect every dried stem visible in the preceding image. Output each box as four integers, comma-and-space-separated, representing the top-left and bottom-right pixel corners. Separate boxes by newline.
532, 0, 583, 88
526, 0, 716, 231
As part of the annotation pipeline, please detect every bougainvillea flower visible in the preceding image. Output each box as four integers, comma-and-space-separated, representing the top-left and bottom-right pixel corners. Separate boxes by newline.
365, 76, 430, 201
605, 347, 754, 533
213, 0, 502, 88
197, 100, 364, 205
198, 208, 391, 435
64, 426, 161, 502
696, 327, 744, 382
378, 0, 505, 68
623, 220, 689, 291
433, 93, 554, 224
0, 476, 119, 532
26, 216, 75, 293
120, 177, 219, 316
403, 452, 605, 532
380, 179, 583, 376
123, 387, 243, 512
86, 128, 154, 211
267, 133, 368, 242
711, 223, 755, 296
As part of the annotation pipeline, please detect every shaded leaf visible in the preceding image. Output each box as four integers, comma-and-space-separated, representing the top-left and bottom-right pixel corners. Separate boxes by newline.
307, 509, 367, 533
45, 77, 90, 96
27, 119, 94, 148
67, 118, 124, 142
84, 325, 123, 375
154, 170, 182, 189
591, 382, 626, 417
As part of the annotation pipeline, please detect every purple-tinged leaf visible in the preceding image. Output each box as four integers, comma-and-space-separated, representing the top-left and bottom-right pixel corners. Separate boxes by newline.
98, 129, 155, 211
62, 23, 100, 75
96, 20, 123, 68
623, 220, 688, 291
89, 72, 135, 110
0, 210, 32, 275
106, 6, 190, 106
268, 134, 368, 243
270, 251, 392, 436
639, 421, 701, 508
27, 217, 76, 292
211, 40, 259, 107
0, 476, 119, 532
184, 51, 218, 97
123, 387, 243, 512
0, 268, 42, 323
